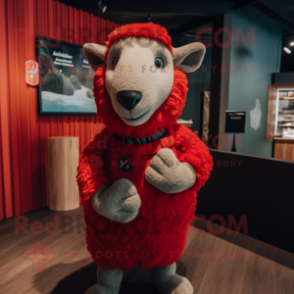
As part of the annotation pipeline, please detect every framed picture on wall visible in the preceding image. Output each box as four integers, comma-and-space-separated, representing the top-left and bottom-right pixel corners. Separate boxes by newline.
36, 36, 97, 115
200, 91, 210, 145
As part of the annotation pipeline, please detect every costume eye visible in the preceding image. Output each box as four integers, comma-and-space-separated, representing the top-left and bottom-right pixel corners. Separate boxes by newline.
113, 58, 119, 67
155, 57, 164, 69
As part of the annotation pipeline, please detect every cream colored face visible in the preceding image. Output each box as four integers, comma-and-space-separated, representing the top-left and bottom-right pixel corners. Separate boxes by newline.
104, 37, 174, 126
83, 39, 206, 125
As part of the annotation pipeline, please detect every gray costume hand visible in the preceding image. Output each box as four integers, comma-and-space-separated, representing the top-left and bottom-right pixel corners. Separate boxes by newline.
91, 179, 141, 223
145, 148, 196, 193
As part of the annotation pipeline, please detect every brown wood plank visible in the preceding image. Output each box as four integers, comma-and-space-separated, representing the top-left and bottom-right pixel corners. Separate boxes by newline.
1, 207, 294, 294
274, 141, 294, 161
274, 141, 285, 159
266, 84, 276, 141
285, 142, 294, 161
197, 241, 247, 294
238, 242, 277, 294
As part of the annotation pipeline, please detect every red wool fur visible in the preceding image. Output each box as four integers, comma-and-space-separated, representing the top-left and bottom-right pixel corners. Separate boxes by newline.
104, 22, 173, 60
77, 23, 213, 272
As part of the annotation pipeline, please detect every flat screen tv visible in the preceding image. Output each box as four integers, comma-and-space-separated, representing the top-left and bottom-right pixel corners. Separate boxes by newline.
36, 36, 97, 115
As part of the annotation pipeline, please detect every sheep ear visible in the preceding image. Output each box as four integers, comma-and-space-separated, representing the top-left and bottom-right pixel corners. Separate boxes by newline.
172, 42, 206, 73
82, 43, 106, 72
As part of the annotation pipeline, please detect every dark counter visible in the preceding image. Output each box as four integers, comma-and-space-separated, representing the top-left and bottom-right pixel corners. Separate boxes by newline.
196, 149, 294, 254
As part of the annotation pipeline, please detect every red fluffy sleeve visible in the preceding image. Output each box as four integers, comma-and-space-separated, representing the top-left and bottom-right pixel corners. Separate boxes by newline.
76, 128, 111, 203
174, 124, 213, 192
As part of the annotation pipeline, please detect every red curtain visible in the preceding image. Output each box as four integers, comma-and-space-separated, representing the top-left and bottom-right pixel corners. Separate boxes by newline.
0, 0, 117, 220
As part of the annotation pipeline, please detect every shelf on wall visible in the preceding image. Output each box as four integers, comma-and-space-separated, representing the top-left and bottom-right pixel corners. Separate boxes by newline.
274, 136, 294, 141
278, 125, 294, 128
177, 119, 193, 129
279, 97, 294, 100
278, 112, 294, 115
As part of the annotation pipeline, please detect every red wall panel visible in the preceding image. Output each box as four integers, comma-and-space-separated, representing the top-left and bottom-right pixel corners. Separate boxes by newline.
0, 0, 117, 220
0, 0, 14, 219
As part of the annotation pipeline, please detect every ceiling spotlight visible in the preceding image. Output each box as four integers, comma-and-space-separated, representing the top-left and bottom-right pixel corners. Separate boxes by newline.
283, 47, 292, 54
290, 42, 294, 46
98, 0, 107, 13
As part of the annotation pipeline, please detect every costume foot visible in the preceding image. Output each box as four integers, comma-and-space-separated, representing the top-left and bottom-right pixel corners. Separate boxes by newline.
84, 284, 116, 294
156, 274, 193, 294
85, 267, 123, 294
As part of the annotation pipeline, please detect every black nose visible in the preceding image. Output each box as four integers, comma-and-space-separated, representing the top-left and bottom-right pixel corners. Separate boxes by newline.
117, 91, 142, 111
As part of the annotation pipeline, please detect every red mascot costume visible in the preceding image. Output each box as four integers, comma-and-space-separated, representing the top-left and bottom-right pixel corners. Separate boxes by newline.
77, 22, 213, 294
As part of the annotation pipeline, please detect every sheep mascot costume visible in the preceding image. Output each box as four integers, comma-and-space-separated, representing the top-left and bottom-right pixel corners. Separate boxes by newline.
77, 22, 213, 294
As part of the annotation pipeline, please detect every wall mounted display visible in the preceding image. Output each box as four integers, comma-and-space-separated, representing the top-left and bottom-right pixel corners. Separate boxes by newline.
36, 36, 97, 115
176, 119, 193, 129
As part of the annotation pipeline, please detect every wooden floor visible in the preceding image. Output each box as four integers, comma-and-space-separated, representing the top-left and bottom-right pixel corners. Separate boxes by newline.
0, 206, 294, 294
